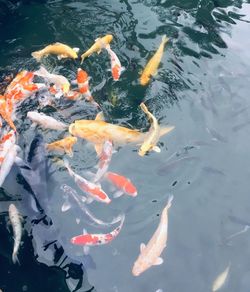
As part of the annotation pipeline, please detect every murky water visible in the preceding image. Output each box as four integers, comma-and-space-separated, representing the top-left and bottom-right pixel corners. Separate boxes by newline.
0, 0, 250, 291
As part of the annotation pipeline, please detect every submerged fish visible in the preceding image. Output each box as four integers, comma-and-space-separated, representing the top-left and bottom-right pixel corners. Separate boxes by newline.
27, 111, 68, 131
212, 264, 230, 291
61, 184, 121, 228
35, 66, 70, 94
80, 34, 113, 63
31, 42, 79, 61
105, 44, 124, 81
0, 97, 16, 131
93, 140, 113, 183
71, 214, 125, 246
132, 195, 173, 276
139, 103, 162, 156
140, 35, 169, 86
46, 136, 77, 157
105, 171, 137, 198
9, 203, 22, 263
64, 159, 111, 204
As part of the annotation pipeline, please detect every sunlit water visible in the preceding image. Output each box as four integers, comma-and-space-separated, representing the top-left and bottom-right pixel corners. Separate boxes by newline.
0, 0, 250, 291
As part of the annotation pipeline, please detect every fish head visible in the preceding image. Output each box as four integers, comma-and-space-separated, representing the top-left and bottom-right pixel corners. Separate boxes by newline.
132, 256, 149, 276
138, 142, 151, 157
140, 75, 150, 86
77, 68, 88, 83
105, 34, 113, 44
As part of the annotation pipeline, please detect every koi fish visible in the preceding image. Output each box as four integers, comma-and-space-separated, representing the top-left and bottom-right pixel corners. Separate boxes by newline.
46, 136, 77, 157
212, 264, 230, 291
139, 102, 162, 156
0, 130, 16, 164
27, 111, 68, 131
9, 203, 22, 264
93, 140, 113, 183
69, 119, 174, 155
31, 42, 79, 61
132, 195, 173, 276
61, 184, 121, 228
105, 171, 137, 198
64, 159, 111, 204
140, 35, 169, 86
80, 34, 113, 63
71, 214, 125, 246
4, 71, 32, 94
35, 66, 70, 94
0, 98, 16, 131
0, 144, 20, 187
105, 44, 124, 81
76, 68, 93, 100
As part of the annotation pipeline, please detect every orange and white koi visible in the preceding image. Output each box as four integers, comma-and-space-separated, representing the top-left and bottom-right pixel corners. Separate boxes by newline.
76, 68, 93, 100
27, 111, 68, 131
46, 136, 77, 157
93, 140, 113, 183
105, 171, 137, 198
80, 34, 113, 63
132, 195, 173, 276
0, 130, 16, 164
31, 42, 79, 61
71, 214, 125, 246
105, 44, 124, 81
140, 35, 169, 86
0, 97, 16, 131
64, 159, 111, 204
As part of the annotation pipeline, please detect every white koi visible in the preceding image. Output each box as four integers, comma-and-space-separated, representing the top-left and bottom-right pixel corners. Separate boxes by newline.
9, 203, 22, 264
27, 111, 67, 131
212, 264, 230, 291
132, 195, 173, 276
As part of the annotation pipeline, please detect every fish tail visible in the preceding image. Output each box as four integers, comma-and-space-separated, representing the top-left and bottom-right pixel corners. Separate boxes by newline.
80, 55, 85, 64
140, 102, 149, 114
31, 51, 42, 61
165, 194, 174, 210
161, 35, 169, 46
63, 158, 72, 175
12, 252, 19, 264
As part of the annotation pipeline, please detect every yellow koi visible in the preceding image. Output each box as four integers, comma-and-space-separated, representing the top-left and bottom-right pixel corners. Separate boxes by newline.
31, 42, 79, 61
80, 34, 113, 63
140, 35, 169, 86
46, 136, 77, 157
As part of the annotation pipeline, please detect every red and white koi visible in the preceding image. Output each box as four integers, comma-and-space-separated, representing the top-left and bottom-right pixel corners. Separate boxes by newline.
64, 159, 111, 204
71, 214, 125, 246
93, 140, 113, 183
105, 44, 124, 81
76, 68, 93, 101
105, 171, 137, 198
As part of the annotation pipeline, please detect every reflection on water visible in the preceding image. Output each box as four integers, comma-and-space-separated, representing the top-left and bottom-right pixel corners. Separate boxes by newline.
0, 0, 250, 291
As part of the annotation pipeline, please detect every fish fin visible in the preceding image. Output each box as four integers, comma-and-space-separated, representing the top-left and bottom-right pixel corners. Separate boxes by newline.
94, 143, 103, 156
61, 200, 71, 212
58, 54, 68, 59
121, 66, 126, 72
95, 111, 105, 121
113, 190, 124, 198
12, 253, 20, 264
95, 37, 100, 42
153, 146, 161, 153
81, 196, 87, 203
80, 56, 85, 64
73, 47, 80, 53
71, 79, 77, 85
153, 257, 164, 265
159, 126, 175, 137
140, 243, 146, 252
76, 218, 80, 224
83, 228, 87, 234
83, 246, 90, 255
97, 50, 102, 54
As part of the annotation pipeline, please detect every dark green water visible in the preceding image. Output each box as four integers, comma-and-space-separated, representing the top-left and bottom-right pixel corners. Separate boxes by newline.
0, 0, 250, 291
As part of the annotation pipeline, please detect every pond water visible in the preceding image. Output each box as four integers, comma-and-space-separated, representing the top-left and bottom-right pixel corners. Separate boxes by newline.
0, 0, 250, 291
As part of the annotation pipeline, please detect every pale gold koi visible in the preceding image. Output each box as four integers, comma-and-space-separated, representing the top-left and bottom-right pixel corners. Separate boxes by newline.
140, 35, 169, 86
46, 136, 77, 157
